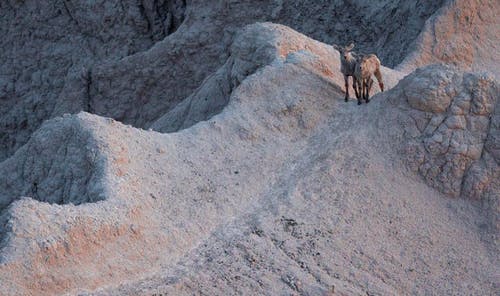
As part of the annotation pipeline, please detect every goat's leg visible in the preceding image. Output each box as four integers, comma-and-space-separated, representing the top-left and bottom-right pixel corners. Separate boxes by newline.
344, 75, 349, 102
353, 76, 361, 99
366, 78, 374, 102
358, 79, 364, 105
374, 67, 384, 91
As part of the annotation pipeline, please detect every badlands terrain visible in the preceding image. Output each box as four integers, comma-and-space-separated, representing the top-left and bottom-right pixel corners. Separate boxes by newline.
0, 0, 498, 295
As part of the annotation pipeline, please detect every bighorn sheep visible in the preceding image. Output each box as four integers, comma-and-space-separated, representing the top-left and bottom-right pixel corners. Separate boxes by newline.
354, 54, 384, 104
332, 43, 360, 102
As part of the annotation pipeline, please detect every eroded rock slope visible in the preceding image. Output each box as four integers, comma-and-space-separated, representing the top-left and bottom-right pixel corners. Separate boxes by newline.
384, 65, 498, 199
0, 23, 497, 295
1, 0, 454, 162
398, 0, 500, 77
0, 0, 186, 160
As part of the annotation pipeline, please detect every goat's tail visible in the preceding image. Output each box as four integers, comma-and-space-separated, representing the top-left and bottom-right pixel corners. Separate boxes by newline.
374, 63, 384, 92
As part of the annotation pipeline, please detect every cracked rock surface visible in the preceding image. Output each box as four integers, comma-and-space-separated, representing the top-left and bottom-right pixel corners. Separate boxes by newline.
384, 65, 498, 199
0, 23, 497, 295
0, 1, 499, 295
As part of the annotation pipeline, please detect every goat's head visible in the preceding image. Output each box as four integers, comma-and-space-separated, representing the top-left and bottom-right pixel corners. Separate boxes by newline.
333, 43, 355, 61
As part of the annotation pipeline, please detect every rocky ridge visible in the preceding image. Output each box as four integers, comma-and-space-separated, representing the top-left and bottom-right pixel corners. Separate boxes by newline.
1, 0, 468, 161
0, 1, 498, 295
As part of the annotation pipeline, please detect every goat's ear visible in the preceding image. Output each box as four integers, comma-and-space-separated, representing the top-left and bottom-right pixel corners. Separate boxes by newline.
332, 44, 340, 51
346, 43, 355, 51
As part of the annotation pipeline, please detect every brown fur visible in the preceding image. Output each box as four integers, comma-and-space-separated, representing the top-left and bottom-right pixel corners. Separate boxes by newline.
354, 54, 384, 104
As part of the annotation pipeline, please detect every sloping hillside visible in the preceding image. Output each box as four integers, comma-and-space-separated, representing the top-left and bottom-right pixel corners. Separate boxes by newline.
0, 22, 497, 295
0, 1, 499, 295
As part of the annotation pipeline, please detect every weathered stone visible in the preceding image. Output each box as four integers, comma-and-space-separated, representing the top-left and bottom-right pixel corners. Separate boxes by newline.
445, 115, 466, 129
387, 64, 498, 199
404, 65, 455, 113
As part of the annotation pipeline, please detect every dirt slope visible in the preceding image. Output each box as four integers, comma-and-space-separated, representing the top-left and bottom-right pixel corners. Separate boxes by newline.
0, 0, 499, 295
0, 23, 497, 295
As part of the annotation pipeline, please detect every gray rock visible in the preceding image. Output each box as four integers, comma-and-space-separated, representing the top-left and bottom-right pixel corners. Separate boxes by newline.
0, 1, 498, 295
0, 113, 108, 211
0, 0, 185, 161
0, 0, 448, 161
386, 64, 498, 199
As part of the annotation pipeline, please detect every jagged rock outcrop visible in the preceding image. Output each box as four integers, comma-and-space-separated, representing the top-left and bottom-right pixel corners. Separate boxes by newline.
0, 0, 186, 161
383, 64, 498, 199
1, 0, 452, 162
0, 23, 497, 295
148, 23, 343, 133
398, 0, 500, 78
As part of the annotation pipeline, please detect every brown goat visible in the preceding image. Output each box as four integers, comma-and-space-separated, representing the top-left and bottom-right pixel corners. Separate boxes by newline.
332, 43, 361, 102
354, 54, 384, 105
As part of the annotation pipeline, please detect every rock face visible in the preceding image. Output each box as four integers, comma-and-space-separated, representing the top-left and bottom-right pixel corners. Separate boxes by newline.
0, 1, 499, 295
276, 0, 445, 68
0, 0, 186, 161
0, 0, 452, 162
384, 65, 498, 199
398, 0, 500, 77
0, 22, 498, 295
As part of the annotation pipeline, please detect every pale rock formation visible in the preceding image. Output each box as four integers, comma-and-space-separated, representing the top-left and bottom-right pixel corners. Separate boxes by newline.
384, 64, 498, 199
398, 0, 500, 78
0, 1, 498, 295
0, 0, 450, 161
0, 23, 497, 295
